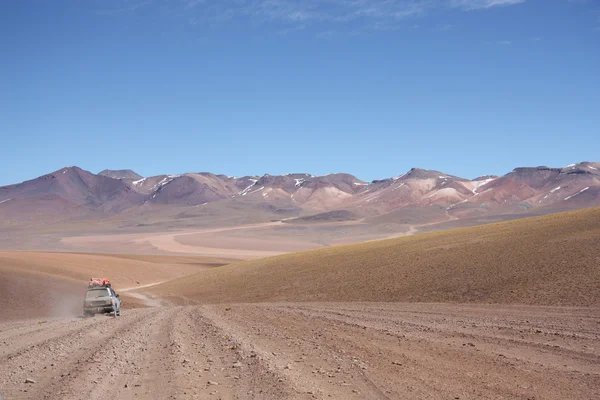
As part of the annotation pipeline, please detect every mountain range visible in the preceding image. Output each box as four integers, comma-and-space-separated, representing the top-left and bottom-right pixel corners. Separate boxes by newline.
0, 162, 598, 230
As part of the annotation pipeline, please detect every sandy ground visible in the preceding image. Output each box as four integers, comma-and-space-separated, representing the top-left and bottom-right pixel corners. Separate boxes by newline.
0, 251, 231, 321
60, 221, 297, 258
1, 303, 598, 400
57, 219, 408, 257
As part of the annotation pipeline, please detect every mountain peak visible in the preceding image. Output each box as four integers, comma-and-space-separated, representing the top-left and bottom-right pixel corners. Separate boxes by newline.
46, 166, 84, 178
1, 162, 598, 223
473, 175, 498, 181
99, 169, 143, 180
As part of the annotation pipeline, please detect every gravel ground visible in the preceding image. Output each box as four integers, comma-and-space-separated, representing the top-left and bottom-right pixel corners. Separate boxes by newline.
1, 303, 599, 399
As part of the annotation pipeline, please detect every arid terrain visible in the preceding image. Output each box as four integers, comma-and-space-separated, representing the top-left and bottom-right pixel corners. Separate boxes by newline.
0, 252, 232, 321
1, 162, 599, 256
150, 207, 600, 306
1, 207, 599, 399
1, 303, 598, 400
4, 0, 598, 396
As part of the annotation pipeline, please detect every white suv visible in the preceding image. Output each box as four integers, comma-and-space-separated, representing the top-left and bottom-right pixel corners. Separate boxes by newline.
83, 286, 121, 317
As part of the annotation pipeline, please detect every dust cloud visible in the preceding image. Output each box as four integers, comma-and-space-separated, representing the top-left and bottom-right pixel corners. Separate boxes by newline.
0, 270, 86, 321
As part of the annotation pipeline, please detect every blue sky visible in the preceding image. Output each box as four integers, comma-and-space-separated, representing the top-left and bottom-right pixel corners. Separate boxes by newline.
1, 0, 598, 186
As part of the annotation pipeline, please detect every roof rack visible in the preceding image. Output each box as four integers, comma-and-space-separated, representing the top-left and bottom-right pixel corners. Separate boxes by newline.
88, 278, 111, 288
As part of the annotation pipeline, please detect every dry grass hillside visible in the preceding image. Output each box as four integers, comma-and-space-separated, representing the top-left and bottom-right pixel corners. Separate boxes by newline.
151, 207, 600, 306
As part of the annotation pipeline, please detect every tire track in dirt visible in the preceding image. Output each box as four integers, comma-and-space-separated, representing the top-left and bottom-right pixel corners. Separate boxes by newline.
287, 304, 600, 398
2, 303, 599, 399
280, 304, 600, 373
0, 318, 70, 342
138, 306, 294, 399
0, 309, 152, 399
2, 306, 297, 399
200, 303, 600, 400
200, 305, 387, 399
0, 316, 110, 363
42, 308, 174, 400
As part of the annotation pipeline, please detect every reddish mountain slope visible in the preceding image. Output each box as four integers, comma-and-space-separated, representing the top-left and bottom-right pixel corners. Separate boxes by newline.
0, 167, 144, 224
0, 162, 598, 228
149, 175, 229, 205
449, 163, 600, 217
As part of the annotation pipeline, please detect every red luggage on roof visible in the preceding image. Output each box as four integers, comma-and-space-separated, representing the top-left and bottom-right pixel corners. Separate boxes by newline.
88, 278, 111, 288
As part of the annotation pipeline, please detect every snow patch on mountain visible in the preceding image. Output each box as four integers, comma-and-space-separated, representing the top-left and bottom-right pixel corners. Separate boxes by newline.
239, 179, 258, 196
246, 186, 265, 196
470, 178, 496, 194
565, 187, 589, 201
152, 175, 181, 191
447, 199, 468, 210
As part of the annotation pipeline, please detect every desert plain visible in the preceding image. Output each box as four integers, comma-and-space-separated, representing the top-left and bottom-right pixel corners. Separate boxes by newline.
0, 207, 599, 399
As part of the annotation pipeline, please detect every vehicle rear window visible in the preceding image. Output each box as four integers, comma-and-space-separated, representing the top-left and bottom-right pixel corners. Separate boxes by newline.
86, 288, 109, 299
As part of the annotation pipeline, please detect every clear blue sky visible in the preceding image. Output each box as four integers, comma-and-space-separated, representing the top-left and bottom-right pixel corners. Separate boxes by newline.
1, 0, 598, 186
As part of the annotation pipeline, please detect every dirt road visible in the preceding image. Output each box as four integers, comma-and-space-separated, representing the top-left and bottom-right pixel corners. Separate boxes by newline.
61, 221, 291, 258
1, 303, 599, 399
